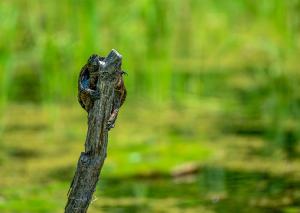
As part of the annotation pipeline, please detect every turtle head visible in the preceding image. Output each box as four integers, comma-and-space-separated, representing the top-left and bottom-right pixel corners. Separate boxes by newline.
87, 54, 103, 73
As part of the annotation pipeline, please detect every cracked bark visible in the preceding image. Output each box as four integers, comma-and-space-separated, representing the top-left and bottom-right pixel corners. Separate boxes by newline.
65, 49, 122, 213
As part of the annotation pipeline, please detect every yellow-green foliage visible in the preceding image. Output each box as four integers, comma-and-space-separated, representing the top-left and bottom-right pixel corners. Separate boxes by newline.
0, 0, 300, 103
1, 1, 300, 212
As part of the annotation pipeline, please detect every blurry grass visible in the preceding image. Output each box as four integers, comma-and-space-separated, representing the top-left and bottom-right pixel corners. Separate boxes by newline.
0, 102, 300, 212
1, 0, 300, 212
0, 102, 217, 212
1, 0, 300, 103
0, 101, 217, 183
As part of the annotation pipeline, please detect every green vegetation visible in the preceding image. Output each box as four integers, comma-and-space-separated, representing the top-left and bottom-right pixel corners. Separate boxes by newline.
1, 103, 300, 212
1, 0, 300, 103
1, 0, 300, 212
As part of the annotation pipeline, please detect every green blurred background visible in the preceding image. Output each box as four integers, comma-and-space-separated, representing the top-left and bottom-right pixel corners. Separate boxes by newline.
1, 0, 300, 212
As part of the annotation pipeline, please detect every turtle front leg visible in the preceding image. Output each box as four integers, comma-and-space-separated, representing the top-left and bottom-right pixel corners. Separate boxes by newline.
79, 88, 100, 112
107, 108, 119, 130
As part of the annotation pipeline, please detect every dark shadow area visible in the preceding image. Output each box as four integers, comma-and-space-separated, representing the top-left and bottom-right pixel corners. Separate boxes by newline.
95, 166, 300, 213
7, 147, 41, 159
4, 123, 49, 133
102, 205, 151, 213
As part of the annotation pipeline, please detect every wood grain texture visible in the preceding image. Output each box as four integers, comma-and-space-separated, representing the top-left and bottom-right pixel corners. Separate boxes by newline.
65, 49, 123, 213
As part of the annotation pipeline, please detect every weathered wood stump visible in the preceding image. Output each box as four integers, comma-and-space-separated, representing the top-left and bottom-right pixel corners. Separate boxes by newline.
65, 49, 123, 213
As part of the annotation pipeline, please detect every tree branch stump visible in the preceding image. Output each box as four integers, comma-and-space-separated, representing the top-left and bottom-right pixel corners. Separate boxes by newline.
65, 49, 123, 213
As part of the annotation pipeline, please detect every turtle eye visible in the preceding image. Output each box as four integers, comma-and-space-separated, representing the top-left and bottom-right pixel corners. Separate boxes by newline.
93, 61, 99, 69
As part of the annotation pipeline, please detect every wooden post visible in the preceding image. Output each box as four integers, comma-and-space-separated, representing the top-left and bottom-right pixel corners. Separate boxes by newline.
65, 49, 122, 213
